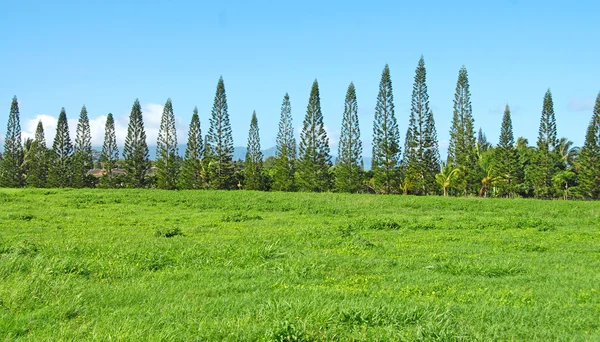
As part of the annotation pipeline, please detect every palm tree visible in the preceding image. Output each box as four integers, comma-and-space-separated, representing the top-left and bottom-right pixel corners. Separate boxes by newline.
479, 166, 500, 198
557, 137, 579, 170
20, 138, 35, 181
552, 170, 576, 200
399, 178, 414, 195
436, 164, 460, 197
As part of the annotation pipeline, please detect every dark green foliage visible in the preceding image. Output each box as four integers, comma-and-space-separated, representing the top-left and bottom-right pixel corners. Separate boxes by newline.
156, 98, 179, 190
48, 108, 73, 188
154, 227, 183, 238
0, 96, 24, 187
206, 77, 235, 190
557, 137, 579, 172
371, 64, 401, 194
515, 137, 534, 196
498, 106, 514, 150
552, 170, 576, 200
73, 105, 94, 188
25, 121, 48, 188
477, 128, 491, 152
221, 212, 263, 222
232, 159, 245, 190
402, 57, 440, 195
493, 105, 518, 197
244, 111, 263, 190
123, 99, 151, 188
447, 66, 478, 195
297, 80, 332, 192
99, 113, 119, 187
578, 92, 600, 199
538, 90, 558, 148
335, 82, 363, 193
21, 138, 34, 183
179, 107, 205, 189
527, 90, 563, 198
273, 93, 297, 191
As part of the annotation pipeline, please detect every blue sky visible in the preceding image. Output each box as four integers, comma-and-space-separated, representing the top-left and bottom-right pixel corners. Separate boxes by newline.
1, 0, 598, 158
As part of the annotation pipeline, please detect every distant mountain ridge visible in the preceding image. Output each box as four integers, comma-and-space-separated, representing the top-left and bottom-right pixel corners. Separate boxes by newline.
93, 145, 372, 170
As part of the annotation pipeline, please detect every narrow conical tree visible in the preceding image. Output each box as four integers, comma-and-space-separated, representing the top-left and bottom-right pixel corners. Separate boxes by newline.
273, 93, 297, 191
477, 128, 490, 152
180, 107, 204, 189
297, 79, 332, 192
156, 98, 179, 189
493, 105, 518, 197
372, 64, 401, 194
578, 92, 600, 199
48, 108, 73, 187
403, 57, 440, 195
335, 82, 363, 193
422, 110, 441, 193
0, 96, 24, 187
447, 66, 477, 195
515, 136, 534, 196
21, 138, 34, 182
244, 111, 263, 190
401, 127, 414, 194
122, 99, 150, 188
100, 113, 119, 186
527, 89, 562, 198
206, 76, 235, 189
26, 121, 48, 187
73, 105, 93, 188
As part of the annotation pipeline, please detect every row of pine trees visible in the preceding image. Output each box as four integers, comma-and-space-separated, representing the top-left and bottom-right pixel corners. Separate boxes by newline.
1, 58, 599, 199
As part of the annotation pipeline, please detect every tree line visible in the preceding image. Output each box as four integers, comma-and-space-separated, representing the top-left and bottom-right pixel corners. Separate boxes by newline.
1, 58, 599, 199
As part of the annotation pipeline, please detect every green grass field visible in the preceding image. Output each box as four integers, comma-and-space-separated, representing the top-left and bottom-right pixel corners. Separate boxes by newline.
1, 189, 599, 341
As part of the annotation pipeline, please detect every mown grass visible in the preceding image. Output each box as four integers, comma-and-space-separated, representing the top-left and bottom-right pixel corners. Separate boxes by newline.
0, 189, 599, 341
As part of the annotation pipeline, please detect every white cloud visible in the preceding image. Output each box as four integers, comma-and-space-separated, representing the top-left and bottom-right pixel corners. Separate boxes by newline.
22, 114, 58, 146
488, 104, 522, 116
20, 103, 189, 149
438, 139, 450, 161
141, 103, 164, 146
21, 114, 114, 147
567, 98, 594, 112
324, 124, 339, 152
293, 124, 340, 154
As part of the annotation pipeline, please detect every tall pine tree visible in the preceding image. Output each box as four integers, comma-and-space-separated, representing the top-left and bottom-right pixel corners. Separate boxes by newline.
447, 66, 477, 195
0, 96, 24, 187
26, 121, 48, 187
73, 105, 93, 188
180, 107, 204, 189
48, 108, 73, 187
100, 113, 119, 187
122, 99, 150, 188
527, 89, 562, 198
297, 80, 332, 192
244, 111, 263, 190
493, 105, 518, 197
515, 137, 534, 196
403, 57, 440, 195
206, 76, 235, 189
372, 64, 400, 194
578, 92, 600, 199
477, 128, 491, 152
272, 93, 297, 191
156, 98, 179, 189
335, 82, 363, 193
